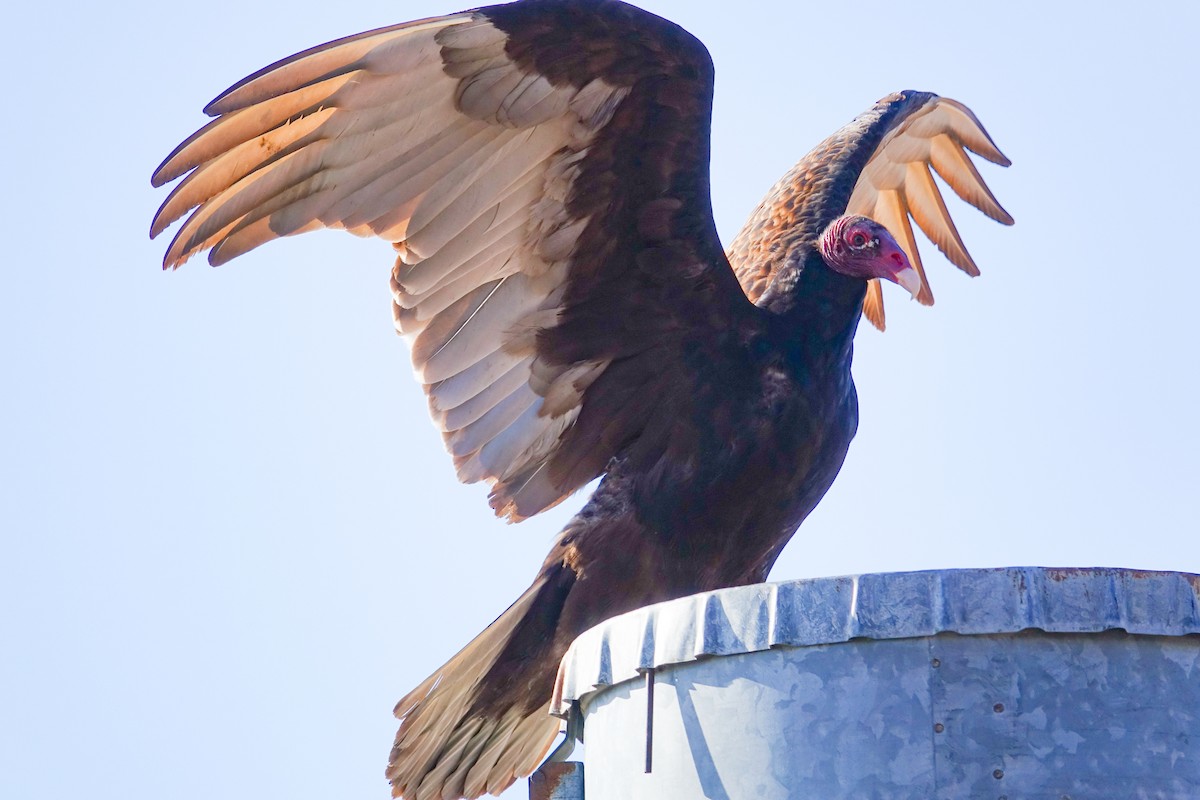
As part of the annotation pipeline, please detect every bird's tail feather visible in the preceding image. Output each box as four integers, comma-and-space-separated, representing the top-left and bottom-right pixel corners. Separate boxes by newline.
386, 577, 564, 800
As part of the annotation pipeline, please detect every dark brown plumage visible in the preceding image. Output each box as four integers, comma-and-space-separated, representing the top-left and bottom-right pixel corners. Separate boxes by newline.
150, 1, 1012, 797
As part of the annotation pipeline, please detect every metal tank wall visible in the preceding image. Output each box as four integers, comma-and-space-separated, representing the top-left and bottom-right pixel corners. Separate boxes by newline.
538, 568, 1200, 800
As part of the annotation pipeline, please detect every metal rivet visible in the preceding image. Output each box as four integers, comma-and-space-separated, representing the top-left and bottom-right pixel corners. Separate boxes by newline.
993, 769, 1004, 780
993, 703, 1005, 713
931, 658, 941, 668
934, 723, 945, 733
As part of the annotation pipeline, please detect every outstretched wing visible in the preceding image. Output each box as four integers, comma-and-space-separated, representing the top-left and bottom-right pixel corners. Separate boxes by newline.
152, 1, 753, 520
727, 91, 1012, 330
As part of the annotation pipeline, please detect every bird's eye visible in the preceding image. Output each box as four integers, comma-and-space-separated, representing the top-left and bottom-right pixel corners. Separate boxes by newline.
848, 231, 869, 248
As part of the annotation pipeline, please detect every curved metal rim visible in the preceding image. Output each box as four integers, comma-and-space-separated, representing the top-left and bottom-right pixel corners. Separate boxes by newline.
552, 566, 1200, 715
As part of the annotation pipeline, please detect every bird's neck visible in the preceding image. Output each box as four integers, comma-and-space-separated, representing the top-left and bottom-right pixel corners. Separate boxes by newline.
761, 248, 866, 369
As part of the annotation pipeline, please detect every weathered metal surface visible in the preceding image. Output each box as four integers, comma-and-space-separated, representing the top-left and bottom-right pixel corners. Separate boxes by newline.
931, 631, 1199, 798
528, 761, 583, 800
555, 568, 1200, 799
583, 637, 939, 799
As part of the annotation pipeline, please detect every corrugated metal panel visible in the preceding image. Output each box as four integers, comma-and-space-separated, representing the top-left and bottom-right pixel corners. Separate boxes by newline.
549, 568, 1200, 799
553, 567, 1200, 715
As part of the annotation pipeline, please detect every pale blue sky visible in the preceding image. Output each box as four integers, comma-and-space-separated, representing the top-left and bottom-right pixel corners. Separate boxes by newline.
3, 2, 1197, 799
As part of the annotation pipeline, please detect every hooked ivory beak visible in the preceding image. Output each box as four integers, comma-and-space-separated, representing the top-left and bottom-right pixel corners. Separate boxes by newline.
875, 234, 921, 300
892, 266, 922, 299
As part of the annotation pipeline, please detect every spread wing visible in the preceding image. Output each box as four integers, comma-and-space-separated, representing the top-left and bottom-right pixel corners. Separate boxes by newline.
727, 91, 1012, 330
151, 2, 753, 520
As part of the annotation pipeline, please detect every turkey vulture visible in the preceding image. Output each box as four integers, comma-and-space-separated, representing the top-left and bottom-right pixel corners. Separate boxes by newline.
150, 1, 1012, 798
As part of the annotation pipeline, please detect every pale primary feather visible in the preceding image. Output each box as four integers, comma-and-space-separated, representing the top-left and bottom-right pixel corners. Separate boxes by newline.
394, 204, 528, 299
845, 95, 1013, 321
437, 359, 534, 431
904, 160, 977, 275
335, 122, 498, 236
185, 106, 478, 250
404, 124, 568, 256
204, 16, 471, 115
486, 405, 580, 483
407, 232, 528, 313
497, 464, 563, 521
422, 347, 530, 412
447, 386, 540, 460
156, 24, 461, 258
415, 275, 556, 383
397, 245, 525, 331
151, 82, 348, 227
928, 134, 1011, 224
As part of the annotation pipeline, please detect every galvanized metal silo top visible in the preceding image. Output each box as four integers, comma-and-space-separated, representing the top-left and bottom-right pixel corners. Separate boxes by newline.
552, 566, 1200, 715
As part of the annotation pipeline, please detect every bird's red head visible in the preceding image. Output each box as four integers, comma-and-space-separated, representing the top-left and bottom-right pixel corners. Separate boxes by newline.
819, 215, 921, 299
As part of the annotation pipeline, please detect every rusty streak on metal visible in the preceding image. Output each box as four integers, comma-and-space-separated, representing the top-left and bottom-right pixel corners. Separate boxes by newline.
528, 761, 583, 800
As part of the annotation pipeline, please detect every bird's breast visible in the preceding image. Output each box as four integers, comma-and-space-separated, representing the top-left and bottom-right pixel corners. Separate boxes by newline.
639, 358, 858, 579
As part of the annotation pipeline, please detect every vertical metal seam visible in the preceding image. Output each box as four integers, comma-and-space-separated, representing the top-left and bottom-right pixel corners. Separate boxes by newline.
928, 636, 942, 799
